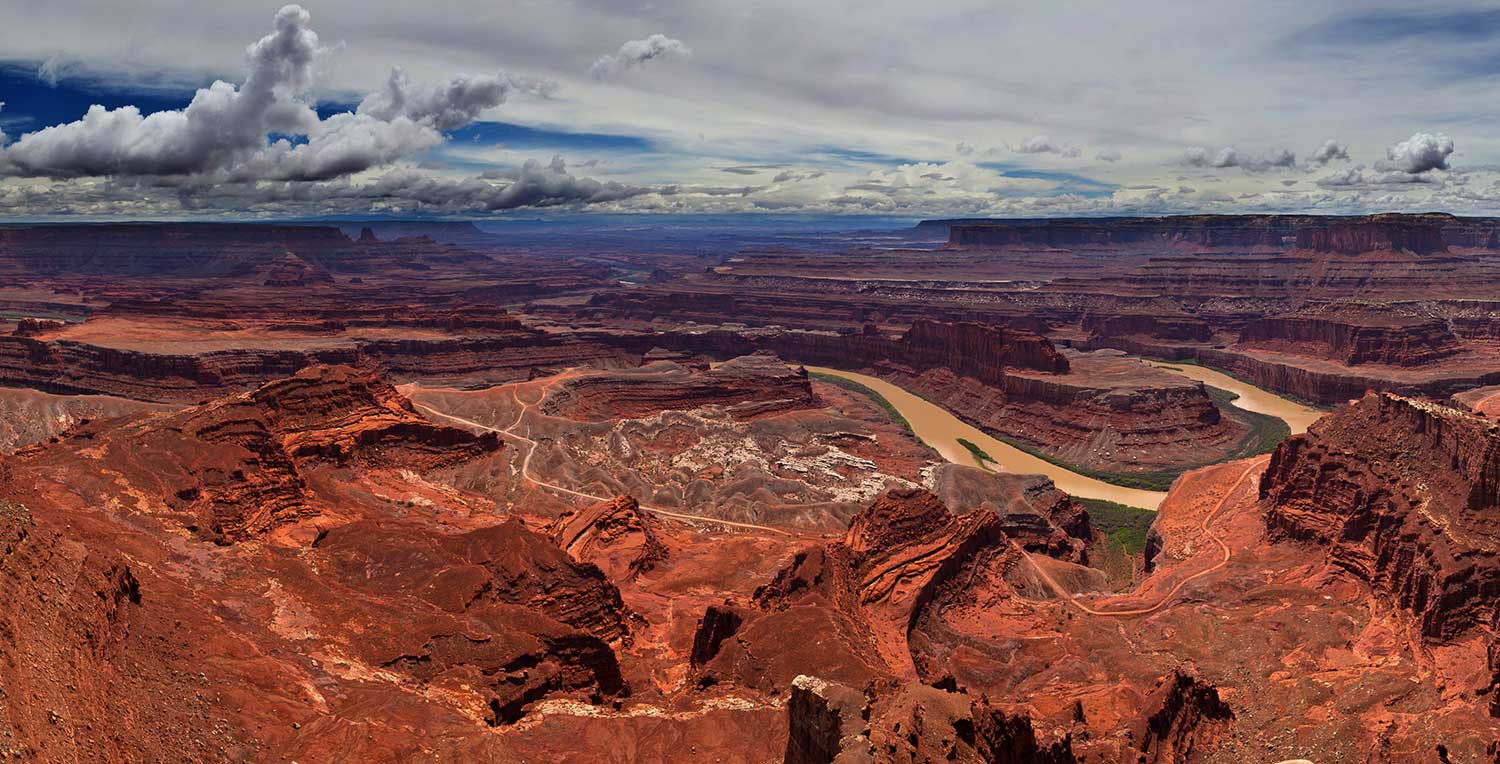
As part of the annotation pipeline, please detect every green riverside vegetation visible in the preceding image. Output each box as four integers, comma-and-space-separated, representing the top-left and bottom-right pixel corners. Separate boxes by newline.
956, 437, 997, 468
811, 372, 911, 431
1078, 498, 1156, 555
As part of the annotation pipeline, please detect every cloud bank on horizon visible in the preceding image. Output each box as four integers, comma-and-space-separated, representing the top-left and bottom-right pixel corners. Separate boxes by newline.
0, 1, 1496, 219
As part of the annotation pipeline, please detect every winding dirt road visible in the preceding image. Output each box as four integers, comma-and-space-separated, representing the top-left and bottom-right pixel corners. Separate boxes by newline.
414, 378, 798, 538
1018, 459, 1265, 617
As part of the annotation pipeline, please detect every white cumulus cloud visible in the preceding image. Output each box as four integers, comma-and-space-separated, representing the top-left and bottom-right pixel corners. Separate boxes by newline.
0, 5, 553, 184
1377, 131, 1453, 174
1308, 139, 1349, 166
590, 34, 691, 81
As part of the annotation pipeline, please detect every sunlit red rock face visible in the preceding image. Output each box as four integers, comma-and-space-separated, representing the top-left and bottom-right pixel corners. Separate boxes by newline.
549, 495, 669, 581
0, 367, 654, 762
694, 486, 1080, 689
783, 675, 1078, 764
9, 364, 501, 543
1262, 392, 1500, 645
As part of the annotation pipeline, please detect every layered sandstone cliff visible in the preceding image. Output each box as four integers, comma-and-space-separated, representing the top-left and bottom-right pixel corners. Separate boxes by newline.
541, 354, 819, 421
0, 328, 635, 402
1239, 310, 1462, 366
698, 487, 1068, 689
1261, 392, 1500, 643
653, 320, 1068, 381
1292, 214, 1448, 255
946, 215, 1302, 251
944, 213, 1472, 254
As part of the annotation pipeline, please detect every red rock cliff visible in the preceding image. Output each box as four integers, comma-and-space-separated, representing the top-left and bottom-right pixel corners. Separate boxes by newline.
1293, 214, 1448, 254
1261, 392, 1500, 642
1239, 310, 1462, 366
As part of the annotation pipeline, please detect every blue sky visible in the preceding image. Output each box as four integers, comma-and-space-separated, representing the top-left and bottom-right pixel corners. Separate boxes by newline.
0, 1, 1497, 219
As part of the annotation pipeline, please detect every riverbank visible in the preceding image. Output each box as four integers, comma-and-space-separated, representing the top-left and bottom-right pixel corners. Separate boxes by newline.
807, 366, 1169, 509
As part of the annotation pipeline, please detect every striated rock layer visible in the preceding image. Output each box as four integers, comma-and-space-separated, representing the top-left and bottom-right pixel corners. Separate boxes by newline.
696, 486, 1083, 690
1239, 309, 1462, 367
1261, 392, 1500, 642
1292, 214, 1448, 255
549, 495, 669, 581
541, 354, 820, 421
1261, 391, 1500, 716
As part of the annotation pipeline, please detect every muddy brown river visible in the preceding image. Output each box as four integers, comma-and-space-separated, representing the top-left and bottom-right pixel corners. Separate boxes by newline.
1145, 361, 1324, 435
810, 361, 1324, 511
807, 366, 1170, 509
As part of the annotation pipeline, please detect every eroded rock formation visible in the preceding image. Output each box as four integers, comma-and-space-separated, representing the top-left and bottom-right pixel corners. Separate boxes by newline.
549, 495, 669, 580
1262, 392, 1500, 715
782, 676, 1077, 764
1262, 392, 1500, 642
541, 354, 819, 421
1240, 309, 1461, 366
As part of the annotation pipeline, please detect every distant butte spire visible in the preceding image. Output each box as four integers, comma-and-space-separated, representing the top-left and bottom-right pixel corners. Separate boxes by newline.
357, 227, 378, 243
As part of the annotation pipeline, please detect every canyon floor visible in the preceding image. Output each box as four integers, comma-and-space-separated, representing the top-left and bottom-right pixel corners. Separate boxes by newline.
2, 214, 1500, 763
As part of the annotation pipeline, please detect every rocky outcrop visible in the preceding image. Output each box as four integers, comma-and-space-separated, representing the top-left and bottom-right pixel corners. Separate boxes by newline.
652, 321, 1068, 381
541, 354, 819, 421
313, 519, 630, 723
899, 320, 1070, 376
319, 517, 634, 645
10, 318, 64, 337
783, 676, 1077, 764
929, 465, 1090, 563
549, 495, 669, 580
705, 488, 1031, 687
1293, 214, 1448, 255
689, 604, 744, 667
10, 365, 500, 543
1240, 310, 1462, 366
1139, 670, 1234, 764
1261, 393, 1500, 643
1083, 312, 1213, 342
784, 675, 874, 764
0, 329, 635, 402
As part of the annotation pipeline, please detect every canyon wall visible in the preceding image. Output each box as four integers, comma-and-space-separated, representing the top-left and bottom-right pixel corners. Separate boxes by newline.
945, 213, 1494, 253
1261, 393, 1500, 646
1088, 335, 1500, 405
1292, 215, 1447, 254
651, 320, 1070, 380
1238, 313, 1462, 366
946, 215, 1304, 250
0, 331, 637, 402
